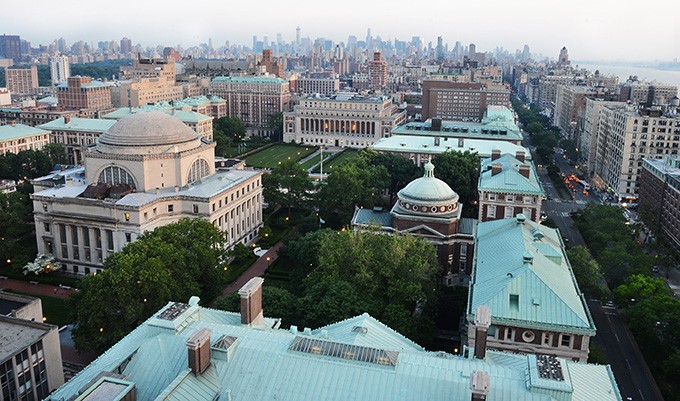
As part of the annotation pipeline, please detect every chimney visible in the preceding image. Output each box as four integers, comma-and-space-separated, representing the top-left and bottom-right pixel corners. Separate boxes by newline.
491, 149, 501, 160
519, 164, 530, 179
470, 370, 491, 401
186, 328, 212, 374
515, 150, 525, 162
239, 277, 264, 326
431, 118, 442, 131
491, 163, 502, 176
473, 305, 492, 359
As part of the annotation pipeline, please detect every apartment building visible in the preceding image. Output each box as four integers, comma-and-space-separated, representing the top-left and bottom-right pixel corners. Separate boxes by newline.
639, 156, 680, 255
5, 65, 38, 94
421, 80, 510, 122
57, 76, 113, 110
49, 54, 70, 85
296, 77, 340, 96
553, 85, 598, 139
581, 99, 626, 174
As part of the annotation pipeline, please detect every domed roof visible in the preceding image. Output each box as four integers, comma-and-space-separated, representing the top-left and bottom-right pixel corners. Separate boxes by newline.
99, 112, 199, 147
398, 161, 459, 204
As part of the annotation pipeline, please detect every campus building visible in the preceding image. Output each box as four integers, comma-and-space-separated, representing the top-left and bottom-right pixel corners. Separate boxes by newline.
352, 161, 476, 283
102, 105, 214, 141
0, 292, 64, 401
421, 80, 510, 121
467, 215, 596, 362
283, 93, 406, 148
0, 123, 50, 154
45, 277, 622, 401
209, 76, 291, 137
31, 112, 263, 275
57, 76, 113, 111
478, 150, 544, 223
38, 117, 116, 164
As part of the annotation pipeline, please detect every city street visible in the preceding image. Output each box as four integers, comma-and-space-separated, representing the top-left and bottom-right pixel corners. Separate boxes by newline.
588, 301, 664, 401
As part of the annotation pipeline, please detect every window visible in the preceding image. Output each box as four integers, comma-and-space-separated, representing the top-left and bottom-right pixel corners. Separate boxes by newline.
193, 204, 199, 213
560, 334, 572, 347
98, 166, 136, 188
505, 327, 515, 341
488, 193, 496, 201
167, 204, 174, 213
125, 233, 132, 243
43, 223, 50, 233
510, 294, 519, 311
504, 206, 514, 218
460, 243, 468, 257
486, 206, 496, 218
187, 159, 210, 184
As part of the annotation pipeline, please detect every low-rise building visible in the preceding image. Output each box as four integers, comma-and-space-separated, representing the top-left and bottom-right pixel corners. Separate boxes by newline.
352, 162, 476, 283
45, 278, 622, 401
467, 215, 596, 362
31, 112, 263, 275
0, 293, 64, 400
478, 151, 544, 223
56, 76, 113, 111
0, 123, 50, 154
38, 117, 116, 164
283, 93, 406, 148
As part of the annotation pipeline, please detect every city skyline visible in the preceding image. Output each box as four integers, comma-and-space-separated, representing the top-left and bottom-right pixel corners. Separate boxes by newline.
2, 0, 678, 61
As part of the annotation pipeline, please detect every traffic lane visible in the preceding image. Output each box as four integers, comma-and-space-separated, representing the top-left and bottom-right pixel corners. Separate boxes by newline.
588, 301, 664, 401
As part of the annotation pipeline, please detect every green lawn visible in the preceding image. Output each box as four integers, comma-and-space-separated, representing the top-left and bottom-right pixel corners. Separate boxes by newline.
312, 149, 360, 173
3, 290, 72, 327
245, 145, 317, 169
221, 144, 263, 158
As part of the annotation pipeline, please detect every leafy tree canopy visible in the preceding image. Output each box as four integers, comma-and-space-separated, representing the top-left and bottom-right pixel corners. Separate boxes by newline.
262, 159, 314, 215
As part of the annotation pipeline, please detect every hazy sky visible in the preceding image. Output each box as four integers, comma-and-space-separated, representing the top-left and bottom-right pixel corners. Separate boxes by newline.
3, 0, 679, 61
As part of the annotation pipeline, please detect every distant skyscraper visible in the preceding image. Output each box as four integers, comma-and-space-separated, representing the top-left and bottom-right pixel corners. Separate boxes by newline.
0, 34, 22, 62
558, 46, 570, 66
50, 54, 70, 85
252, 35, 257, 50
469, 43, 476, 55
208, 37, 213, 51
366, 28, 372, 49
295, 27, 301, 49
522, 44, 531, 61
57, 37, 67, 53
368, 51, 388, 90
436, 36, 444, 61
276, 33, 282, 46
120, 37, 132, 53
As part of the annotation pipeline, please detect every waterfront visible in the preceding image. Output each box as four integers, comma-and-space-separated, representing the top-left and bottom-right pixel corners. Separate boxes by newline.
575, 62, 680, 88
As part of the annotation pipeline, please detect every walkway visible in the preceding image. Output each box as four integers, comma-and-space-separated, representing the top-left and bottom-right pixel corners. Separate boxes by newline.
222, 241, 285, 296
0, 277, 78, 300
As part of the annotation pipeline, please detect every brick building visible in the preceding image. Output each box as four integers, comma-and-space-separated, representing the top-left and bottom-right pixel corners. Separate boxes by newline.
57, 76, 113, 110
639, 156, 680, 255
5, 65, 38, 94
421, 80, 510, 121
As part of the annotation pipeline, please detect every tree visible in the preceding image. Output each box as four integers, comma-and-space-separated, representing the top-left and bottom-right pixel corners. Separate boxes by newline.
262, 159, 314, 215
269, 112, 284, 141
70, 218, 229, 352
359, 148, 421, 203
214, 117, 246, 141
566, 246, 605, 297
614, 274, 670, 306
526, 122, 544, 134
212, 127, 233, 157
431, 150, 479, 208
317, 158, 388, 228
43, 143, 68, 166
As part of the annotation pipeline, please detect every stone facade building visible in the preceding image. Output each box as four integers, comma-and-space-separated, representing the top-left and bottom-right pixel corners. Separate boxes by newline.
31, 112, 263, 275
283, 93, 406, 148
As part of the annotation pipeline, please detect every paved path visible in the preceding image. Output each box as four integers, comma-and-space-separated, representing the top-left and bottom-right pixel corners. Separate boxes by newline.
0, 277, 78, 300
222, 241, 285, 296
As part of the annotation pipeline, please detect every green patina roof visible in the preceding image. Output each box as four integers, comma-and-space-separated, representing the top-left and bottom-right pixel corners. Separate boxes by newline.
478, 154, 545, 195
371, 135, 531, 159
47, 298, 618, 401
211, 76, 286, 85
39, 117, 116, 133
352, 208, 393, 229
392, 107, 521, 140
102, 106, 212, 123
468, 217, 595, 334
0, 124, 49, 141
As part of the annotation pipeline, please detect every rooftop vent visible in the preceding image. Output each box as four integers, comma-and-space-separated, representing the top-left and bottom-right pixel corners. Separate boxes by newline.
523, 251, 534, 265
158, 302, 190, 321
516, 213, 527, 223
352, 326, 368, 334
288, 336, 399, 367
536, 354, 565, 381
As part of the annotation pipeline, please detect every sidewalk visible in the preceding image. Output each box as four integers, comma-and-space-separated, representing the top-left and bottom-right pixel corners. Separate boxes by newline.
222, 241, 284, 295
0, 277, 78, 300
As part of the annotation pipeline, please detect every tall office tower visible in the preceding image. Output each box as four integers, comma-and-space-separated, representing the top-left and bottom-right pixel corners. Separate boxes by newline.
50, 54, 70, 85
522, 44, 531, 61
368, 51, 388, 91
0, 34, 21, 62
120, 37, 132, 53
296, 27, 301, 50
366, 28, 372, 49
276, 33, 282, 46
469, 43, 476, 55
252, 35, 257, 50
263, 35, 269, 47
558, 46, 570, 66
57, 37, 67, 53
436, 36, 444, 61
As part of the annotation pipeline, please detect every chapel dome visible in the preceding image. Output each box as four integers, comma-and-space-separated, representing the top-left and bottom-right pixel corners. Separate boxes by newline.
98, 112, 199, 147
394, 161, 460, 217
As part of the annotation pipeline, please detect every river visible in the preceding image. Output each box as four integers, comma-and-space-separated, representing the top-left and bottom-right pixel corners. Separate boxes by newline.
574, 62, 680, 88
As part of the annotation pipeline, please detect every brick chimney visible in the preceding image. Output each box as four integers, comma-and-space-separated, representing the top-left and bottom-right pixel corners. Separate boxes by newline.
491, 163, 502, 176
518, 164, 530, 179
470, 370, 491, 401
186, 328, 212, 374
239, 277, 264, 326
515, 150, 525, 162
431, 118, 442, 131
473, 305, 492, 360
491, 149, 501, 160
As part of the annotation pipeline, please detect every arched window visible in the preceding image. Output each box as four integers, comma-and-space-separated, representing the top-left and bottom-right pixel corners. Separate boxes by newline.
187, 159, 210, 184
98, 166, 136, 188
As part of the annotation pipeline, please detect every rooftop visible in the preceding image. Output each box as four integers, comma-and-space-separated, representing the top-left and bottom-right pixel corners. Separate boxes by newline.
47, 299, 620, 401
0, 123, 49, 142
211, 76, 286, 85
371, 135, 531, 160
39, 117, 116, 133
478, 154, 545, 195
102, 106, 212, 123
468, 217, 595, 333
301, 93, 390, 103
0, 315, 52, 363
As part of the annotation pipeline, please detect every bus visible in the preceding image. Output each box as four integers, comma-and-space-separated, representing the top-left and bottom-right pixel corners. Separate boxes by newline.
577, 180, 590, 191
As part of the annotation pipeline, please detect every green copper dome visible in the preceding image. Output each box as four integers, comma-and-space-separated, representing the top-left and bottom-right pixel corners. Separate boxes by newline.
393, 161, 460, 217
